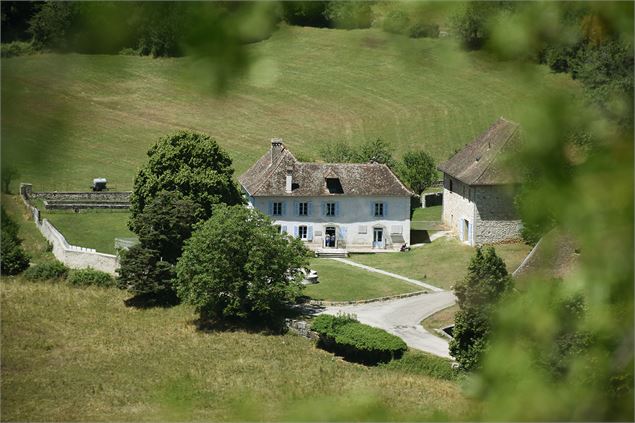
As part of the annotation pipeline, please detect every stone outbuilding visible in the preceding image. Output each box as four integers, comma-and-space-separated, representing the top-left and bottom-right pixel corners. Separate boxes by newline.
438, 117, 523, 246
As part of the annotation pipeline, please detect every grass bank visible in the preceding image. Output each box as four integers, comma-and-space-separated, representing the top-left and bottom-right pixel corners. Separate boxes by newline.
350, 237, 532, 290
2, 26, 579, 192
0, 279, 474, 421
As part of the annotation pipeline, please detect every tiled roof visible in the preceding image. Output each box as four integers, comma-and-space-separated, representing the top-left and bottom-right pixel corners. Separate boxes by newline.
438, 117, 521, 185
238, 141, 412, 197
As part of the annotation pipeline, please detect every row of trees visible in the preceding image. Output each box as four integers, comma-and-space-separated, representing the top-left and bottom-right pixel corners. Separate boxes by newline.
319, 138, 437, 196
117, 131, 308, 323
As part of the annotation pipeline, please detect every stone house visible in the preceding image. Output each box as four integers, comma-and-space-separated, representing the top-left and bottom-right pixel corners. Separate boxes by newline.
238, 139, 413, 253
438, 117, 523, 246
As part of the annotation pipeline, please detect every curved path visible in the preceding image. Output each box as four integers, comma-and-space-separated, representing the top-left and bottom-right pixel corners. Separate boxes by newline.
319, 291, 456, 358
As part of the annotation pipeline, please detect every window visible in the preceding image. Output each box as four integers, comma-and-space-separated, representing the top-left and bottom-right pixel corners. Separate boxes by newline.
326, 202, 336, 216
298, 225, 308, 240
272, 202, 283, 216
374, 202, 384, 217
449, 179, 453, 192
274, 225, 281, 233
299, 202, 308, 216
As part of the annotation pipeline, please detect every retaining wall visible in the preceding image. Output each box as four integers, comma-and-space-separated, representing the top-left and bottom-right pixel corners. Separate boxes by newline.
22, 184, 131, 202
19, 183, 120, 275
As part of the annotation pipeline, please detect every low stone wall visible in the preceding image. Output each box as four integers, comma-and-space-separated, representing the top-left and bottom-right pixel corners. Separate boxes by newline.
285, 319, 319, 340
422, 192, 442, 208
21, 183, 131, 202
19, 183, 120, 275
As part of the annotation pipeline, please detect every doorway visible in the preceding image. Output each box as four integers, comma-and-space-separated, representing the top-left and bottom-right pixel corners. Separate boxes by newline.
373, 227, 384, 248
462, 219, 470, 244
325, 226, 336, 248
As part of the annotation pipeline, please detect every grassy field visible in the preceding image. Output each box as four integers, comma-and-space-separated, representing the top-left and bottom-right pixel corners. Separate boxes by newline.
42, 210, 134, 255
0, 279, 474, 421
349, 237, 532, 290
304, 258, 422, 302
1, 26, 580, 192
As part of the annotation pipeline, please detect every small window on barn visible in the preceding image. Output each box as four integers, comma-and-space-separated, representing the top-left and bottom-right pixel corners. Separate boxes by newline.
326, 178, 344, 194
449, 179, 453, 192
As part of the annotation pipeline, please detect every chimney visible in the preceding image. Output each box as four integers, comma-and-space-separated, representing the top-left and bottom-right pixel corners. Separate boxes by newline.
271, 138, 284, 163
286, 165, 293, 193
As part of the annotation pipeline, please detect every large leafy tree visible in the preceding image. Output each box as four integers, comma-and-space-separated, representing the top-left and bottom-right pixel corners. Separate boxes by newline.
175, 205, 309, 323
116, 244, 176, 299
449, 247, 513, 370
129, 131, 242, 233
398, 150, 436, 195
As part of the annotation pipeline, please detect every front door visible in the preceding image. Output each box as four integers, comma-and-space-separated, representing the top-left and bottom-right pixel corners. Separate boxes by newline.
373, 228, 384, 248
325, 226, 336, 248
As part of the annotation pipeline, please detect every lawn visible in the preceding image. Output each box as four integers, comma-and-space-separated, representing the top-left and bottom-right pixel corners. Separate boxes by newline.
411, 205, 443, 231
304, 258, 422, 302
0, 279, 474, 421
1, 26, 580, 192
42, 209, 134, 255
422, 304, 459, 338
349, 237, 532, 290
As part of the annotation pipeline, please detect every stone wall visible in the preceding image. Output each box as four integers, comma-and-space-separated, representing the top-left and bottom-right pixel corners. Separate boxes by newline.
19, 183, 120, 275
22, 183, 131, 202
422, 192, 443, 208
441, 176, 522, 245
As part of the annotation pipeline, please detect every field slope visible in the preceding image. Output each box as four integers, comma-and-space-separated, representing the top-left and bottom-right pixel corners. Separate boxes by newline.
1, 25, 579, 191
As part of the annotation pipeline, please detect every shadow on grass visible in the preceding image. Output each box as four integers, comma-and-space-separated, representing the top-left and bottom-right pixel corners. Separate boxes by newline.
411, 229, 432, 244
123, 292, 180, 309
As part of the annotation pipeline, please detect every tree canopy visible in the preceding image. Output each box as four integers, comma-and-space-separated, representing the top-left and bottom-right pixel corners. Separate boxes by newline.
398, 150, 437, 195
129, 131, 242, 233
449, 246, 513, 370
175, 205, 309, 323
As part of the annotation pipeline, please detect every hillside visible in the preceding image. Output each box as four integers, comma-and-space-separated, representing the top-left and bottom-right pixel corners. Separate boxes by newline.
1, 25, 580, 191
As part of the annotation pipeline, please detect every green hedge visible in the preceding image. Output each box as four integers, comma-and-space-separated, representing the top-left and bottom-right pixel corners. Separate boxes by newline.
68, 268, 115, 288
381, 350, 459, 380
24, 261, 69, 281
312, 314, 407, 365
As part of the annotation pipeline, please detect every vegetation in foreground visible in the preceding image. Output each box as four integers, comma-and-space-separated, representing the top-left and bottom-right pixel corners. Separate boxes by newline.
0, 279, 474, 421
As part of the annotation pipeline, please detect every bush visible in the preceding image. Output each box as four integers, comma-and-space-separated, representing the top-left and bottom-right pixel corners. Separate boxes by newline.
0, 41, 35, 58
312, 314, 407, 365
24, 261, 69, 281
117, 245, 176, 298
324, 1, 373, 29
68, 268, 115, 288
1, 207, 30, 275
407, 22, 439, 39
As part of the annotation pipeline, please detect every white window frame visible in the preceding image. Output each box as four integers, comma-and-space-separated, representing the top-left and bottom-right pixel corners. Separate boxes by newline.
272, 202, 283, 216
374, 202, 384, 217
299, 202, 308, 216
326, 202, 336, 217
298, 225, 308, 240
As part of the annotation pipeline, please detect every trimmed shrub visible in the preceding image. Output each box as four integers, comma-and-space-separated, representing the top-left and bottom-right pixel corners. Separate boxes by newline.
312, 314, 407, 365
24, 261, 69, 281
68, 268, 115, 288
382, 10, 410, 35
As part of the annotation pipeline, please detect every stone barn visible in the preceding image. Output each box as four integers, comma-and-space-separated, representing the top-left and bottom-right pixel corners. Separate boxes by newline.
438, 117, 523, 246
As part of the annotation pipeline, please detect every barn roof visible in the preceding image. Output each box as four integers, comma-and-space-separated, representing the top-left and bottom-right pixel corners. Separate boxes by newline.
238, 141, 412, 197
438, 117, 521, 186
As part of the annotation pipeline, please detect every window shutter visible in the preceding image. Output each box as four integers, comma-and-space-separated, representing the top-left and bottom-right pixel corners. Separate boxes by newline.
335, 202, 340, 217
383, 202, 388, 217
294, 201, 299, 216
268, 201, 273, 215
281, 202, 287, 216
321, 202, 326, 216
370, 202, 375, 217
307, 201, 312, 216
293, 226, 299, 238
339, 226, 347, 240
281, 225, 287, 233
308, 226, 313, 241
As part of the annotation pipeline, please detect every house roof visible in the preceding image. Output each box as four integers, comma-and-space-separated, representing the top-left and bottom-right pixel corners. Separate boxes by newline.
238, 141, 413, 197
438, 117, 521, 186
